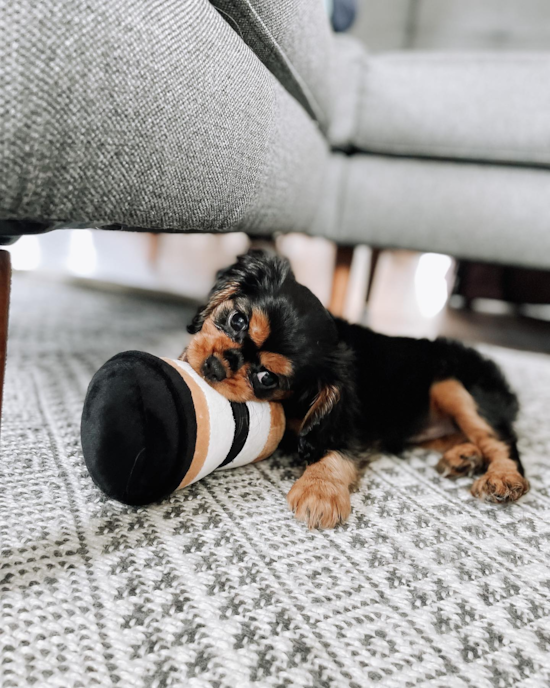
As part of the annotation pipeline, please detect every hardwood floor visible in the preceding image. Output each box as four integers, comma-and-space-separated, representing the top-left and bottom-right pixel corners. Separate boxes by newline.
437, 306, 550, 354
365, 249, 550, 354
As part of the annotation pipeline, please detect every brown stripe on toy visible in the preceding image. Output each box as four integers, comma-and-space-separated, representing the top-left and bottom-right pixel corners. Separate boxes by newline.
254, 402, 286, 463
163, 359, 210, 488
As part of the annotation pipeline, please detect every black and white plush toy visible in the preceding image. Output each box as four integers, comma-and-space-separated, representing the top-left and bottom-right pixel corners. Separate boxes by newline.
81, 351, 285, 505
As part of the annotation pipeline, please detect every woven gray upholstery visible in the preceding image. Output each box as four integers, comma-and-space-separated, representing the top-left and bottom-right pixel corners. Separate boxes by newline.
211, 0, 334, 129
327, 35, 368, 149
2, 0, 550, 269
1, 0, 327, 235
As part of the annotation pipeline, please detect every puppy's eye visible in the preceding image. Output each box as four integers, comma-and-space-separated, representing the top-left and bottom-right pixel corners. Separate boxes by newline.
256, 370, 278, 389
230, 311, 247, 332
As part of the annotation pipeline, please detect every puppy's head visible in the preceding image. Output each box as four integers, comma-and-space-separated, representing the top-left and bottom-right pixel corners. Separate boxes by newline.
184, 250, 341, 412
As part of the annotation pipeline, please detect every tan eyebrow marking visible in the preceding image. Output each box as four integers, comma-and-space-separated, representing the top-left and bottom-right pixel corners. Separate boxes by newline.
249, 309, 270, 347
203, 283, 239, 319
259, 352, 293, 377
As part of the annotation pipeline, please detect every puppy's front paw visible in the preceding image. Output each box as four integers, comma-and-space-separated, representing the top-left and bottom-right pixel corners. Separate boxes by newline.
471, 468, 529, 503
287, 475, 351, 529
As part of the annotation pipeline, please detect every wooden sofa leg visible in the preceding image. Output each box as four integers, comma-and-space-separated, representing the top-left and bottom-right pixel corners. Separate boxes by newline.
366, 248, 382, 302
0, 249, 11, 435
329, 245, 354, 317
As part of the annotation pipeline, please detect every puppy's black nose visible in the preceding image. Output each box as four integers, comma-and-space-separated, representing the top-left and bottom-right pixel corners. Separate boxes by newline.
202, 355, 226, 382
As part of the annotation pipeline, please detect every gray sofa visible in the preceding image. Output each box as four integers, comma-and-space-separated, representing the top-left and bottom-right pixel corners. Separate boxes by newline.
2, 0, 550, 269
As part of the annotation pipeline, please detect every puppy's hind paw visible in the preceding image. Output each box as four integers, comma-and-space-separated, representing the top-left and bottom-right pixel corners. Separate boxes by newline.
436, 443, 484, 478
471, 470, 530, 503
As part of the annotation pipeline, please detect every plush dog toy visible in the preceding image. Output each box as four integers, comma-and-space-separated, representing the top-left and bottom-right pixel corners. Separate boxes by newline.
81, 351, 285, 505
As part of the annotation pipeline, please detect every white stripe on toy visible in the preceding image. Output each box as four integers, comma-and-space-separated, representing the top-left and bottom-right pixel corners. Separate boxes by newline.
219, 400, 272, 470
173, 360, 235, 485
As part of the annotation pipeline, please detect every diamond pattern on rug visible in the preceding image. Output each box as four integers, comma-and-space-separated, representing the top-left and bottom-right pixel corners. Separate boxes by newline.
2, 274, 550, 687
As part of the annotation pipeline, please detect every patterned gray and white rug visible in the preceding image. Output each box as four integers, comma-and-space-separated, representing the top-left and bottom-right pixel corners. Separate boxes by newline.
2, 273, 550, 688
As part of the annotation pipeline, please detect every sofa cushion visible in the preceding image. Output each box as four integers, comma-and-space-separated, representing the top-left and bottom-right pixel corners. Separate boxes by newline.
210, 0, 334, 130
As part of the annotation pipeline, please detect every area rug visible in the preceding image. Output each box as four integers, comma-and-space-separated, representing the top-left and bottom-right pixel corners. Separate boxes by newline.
2, 273, 550, 687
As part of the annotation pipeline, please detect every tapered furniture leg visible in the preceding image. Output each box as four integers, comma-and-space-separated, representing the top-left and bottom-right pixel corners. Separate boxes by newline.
0, 249, 11, 435
366, 248, 381, 302
329, 245, 354, 317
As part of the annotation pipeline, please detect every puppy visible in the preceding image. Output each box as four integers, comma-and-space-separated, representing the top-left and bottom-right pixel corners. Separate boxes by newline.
182, 250, 529, 528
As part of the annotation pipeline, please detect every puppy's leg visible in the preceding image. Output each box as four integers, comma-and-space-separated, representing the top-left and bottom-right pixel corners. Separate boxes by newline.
287, 452, 360, 529
419, 433, 483, 477
431, 380, 529, 503
419, 433, 466, 453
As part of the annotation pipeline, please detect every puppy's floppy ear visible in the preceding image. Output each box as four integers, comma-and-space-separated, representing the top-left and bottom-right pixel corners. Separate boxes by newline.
300, 383, 341, 435
298, 343, 357, 463
187, 304, 209, 335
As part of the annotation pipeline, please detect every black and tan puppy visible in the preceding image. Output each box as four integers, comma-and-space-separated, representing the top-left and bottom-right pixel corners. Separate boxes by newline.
182, 250, 529, 528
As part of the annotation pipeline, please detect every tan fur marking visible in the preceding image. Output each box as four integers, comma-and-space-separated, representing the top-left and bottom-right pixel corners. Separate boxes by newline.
270, 389, 293, 401
249, 309, 270, 347
430, 379, 529, 502
259, 352, 293, 377
431, 380, 494, 441
286, 418, 302, 435
419, 432, 466, 452
185, 318, 233, 372
287, 452, 359, 529
204, 283, 239, 318
470, 470, 529, 503
185, 315, 254, 402
436, 442, 484, 478
213, 364, 254, 402
301, 385, 341, 433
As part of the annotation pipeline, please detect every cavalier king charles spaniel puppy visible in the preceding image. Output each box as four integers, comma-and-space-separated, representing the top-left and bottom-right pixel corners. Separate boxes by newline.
182, 250, 529, 528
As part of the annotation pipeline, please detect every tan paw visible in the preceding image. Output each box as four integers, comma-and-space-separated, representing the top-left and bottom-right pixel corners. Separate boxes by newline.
287, 476, 351, 529
471, 470, 530, 503
436, 443, 484, 478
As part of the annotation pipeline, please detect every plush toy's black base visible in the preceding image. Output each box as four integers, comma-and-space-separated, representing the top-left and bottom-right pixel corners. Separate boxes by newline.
81, 351, 196, 505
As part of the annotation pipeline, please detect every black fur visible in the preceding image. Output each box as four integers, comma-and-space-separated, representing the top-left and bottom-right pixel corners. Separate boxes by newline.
330, 320, 523, 475
189, 250, 524, 476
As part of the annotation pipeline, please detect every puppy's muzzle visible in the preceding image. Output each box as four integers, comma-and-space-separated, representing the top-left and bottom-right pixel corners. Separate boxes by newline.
202, 355, 226, 382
